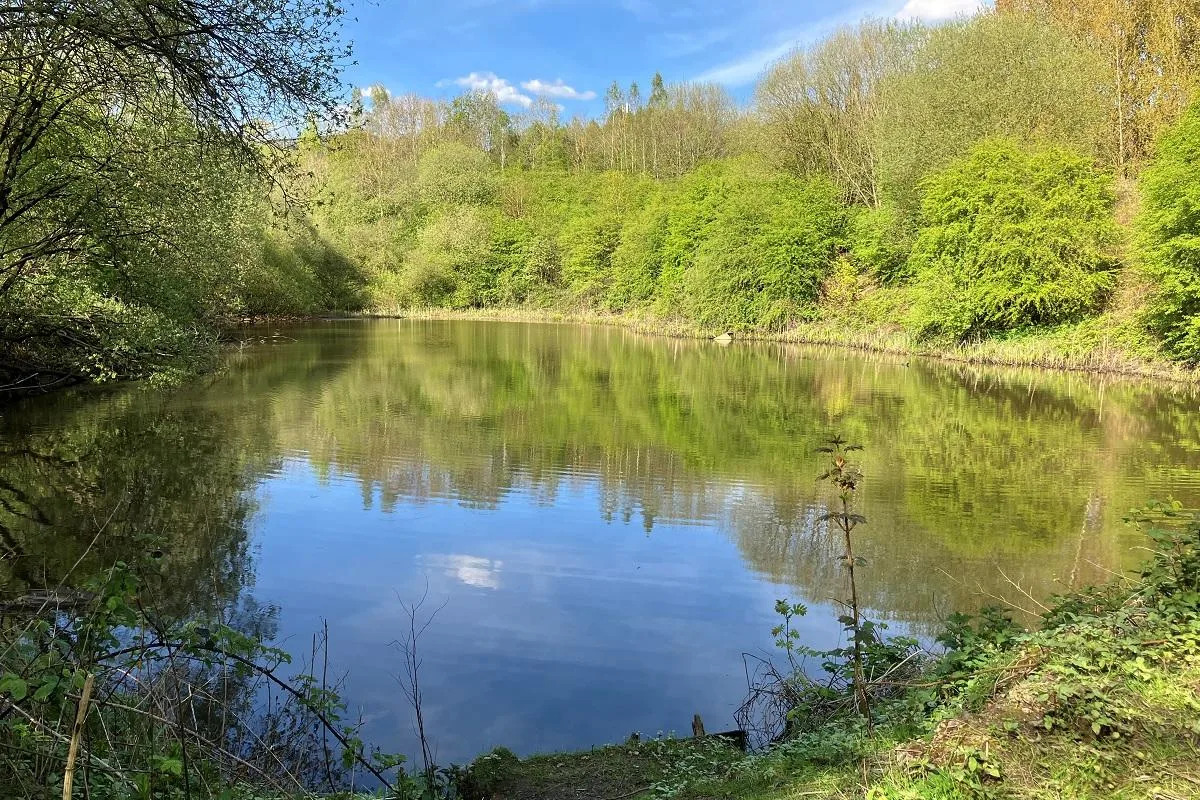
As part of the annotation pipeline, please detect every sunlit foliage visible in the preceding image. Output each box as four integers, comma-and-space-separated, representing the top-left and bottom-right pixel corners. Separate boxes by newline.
908, 140, 1120, 340
1136, 101, 1200, 361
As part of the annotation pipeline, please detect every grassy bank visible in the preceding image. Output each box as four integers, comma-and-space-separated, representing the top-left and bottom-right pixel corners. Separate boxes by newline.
458, 504, 1200, 800
359, 305, 1200, 385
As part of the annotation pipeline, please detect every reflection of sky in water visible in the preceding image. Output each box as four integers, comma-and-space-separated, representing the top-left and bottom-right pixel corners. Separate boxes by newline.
8, 319, 1193, 772
251, 459, 850, 764
430, 554, 504, 590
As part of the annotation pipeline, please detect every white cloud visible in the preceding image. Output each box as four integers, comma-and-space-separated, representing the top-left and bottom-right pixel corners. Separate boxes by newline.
442, 71, 534, 107
895, 0, 985, 20
438, 72, 598, 107
520, 78, 597, 101
356, 84, 387, 105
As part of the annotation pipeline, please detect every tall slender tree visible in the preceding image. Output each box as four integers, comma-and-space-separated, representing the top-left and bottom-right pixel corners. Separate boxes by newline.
998, 0, 1200, 171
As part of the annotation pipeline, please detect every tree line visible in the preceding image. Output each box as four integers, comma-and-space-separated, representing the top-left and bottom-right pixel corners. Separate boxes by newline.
299, 2, 1200, 362
2, 0, 1200, 396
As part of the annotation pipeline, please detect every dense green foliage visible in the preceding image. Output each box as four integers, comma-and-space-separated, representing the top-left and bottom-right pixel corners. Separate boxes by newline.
310, 148, 847, 330
288, 9, 1199, 368
873, 13, 1114, 214
908, 140, 1120, 339
0, 0, 354, 394
4, 3, 1200, 389
1137, 101, 1200, 361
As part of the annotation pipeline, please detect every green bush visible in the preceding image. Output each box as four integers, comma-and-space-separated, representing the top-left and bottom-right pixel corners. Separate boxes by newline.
607, 188, 669, 310
554, 172, 649, 305
403, 206, 495, 307
848, 203, 913, 284
1136, 101, 1200, 361
249, 217, 363, 314
641, 161, 845, 329
908, 139, 1119, 340
416, 143, 497, 207
488, 214, 537, 305
557, 208, 623, 303
675, 164, 846, 329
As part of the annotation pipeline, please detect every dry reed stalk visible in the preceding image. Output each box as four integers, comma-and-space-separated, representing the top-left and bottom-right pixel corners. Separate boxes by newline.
62, 672, 95, 800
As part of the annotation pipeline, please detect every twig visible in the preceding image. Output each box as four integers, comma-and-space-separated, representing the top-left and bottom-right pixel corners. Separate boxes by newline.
392, 582, 448, 788
997, 567, 1051, 614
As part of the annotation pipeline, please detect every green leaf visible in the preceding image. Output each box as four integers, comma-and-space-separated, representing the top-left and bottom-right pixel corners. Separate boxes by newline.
152, 756, 183, 776
32, 678, 59, 703
0, 674, 28, 701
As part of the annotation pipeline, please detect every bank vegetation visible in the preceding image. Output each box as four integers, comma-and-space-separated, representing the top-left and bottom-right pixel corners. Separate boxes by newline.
3, 2, 1200, 394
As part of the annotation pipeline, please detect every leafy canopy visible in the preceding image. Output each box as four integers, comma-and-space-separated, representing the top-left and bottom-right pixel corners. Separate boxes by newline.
875, 12, 1113, 215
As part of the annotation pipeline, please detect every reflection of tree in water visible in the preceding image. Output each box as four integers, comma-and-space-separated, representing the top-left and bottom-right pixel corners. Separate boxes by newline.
0, 381, 377, 793
0, 388, 268, 617
254, 321, 1200, 629
3, 319, 1200, 636
723, 486, 1117, 633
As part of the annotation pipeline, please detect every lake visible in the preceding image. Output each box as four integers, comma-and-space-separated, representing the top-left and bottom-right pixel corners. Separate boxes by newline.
2, 318, 1198, 766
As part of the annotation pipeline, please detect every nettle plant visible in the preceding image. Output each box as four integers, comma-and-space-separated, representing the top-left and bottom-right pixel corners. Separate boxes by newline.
816, 436, 873, 720
759, 438, 921, 736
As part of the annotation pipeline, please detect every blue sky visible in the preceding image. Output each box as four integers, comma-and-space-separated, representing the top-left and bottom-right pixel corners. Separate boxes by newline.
342, 0, 986, 118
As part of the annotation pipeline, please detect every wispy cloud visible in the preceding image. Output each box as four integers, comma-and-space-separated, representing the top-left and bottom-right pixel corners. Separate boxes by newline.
520, 79, 597, 101
657, 26, 735, 58
692, 37, 801, 87
692, 0, 986, 88
690, 1, 890, 88
441, 71, 534, 107
895, 0, 985, 20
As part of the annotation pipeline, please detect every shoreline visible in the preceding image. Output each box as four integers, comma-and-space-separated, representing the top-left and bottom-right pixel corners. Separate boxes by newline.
290, 306, 1200, 386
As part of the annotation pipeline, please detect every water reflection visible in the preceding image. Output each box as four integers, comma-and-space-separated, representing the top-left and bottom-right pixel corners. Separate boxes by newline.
0, 390, 267, 616
2, 319, 1198, 764
426, 554, 504, 590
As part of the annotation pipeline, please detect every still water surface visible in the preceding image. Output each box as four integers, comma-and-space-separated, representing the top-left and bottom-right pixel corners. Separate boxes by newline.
3, 319, 1199, 763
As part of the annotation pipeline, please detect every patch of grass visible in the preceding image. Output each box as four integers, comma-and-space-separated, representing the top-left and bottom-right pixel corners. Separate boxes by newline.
459, 737, 743, 800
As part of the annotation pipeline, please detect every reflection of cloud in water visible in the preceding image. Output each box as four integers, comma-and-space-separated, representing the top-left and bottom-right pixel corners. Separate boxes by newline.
424, 553, 503, 589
